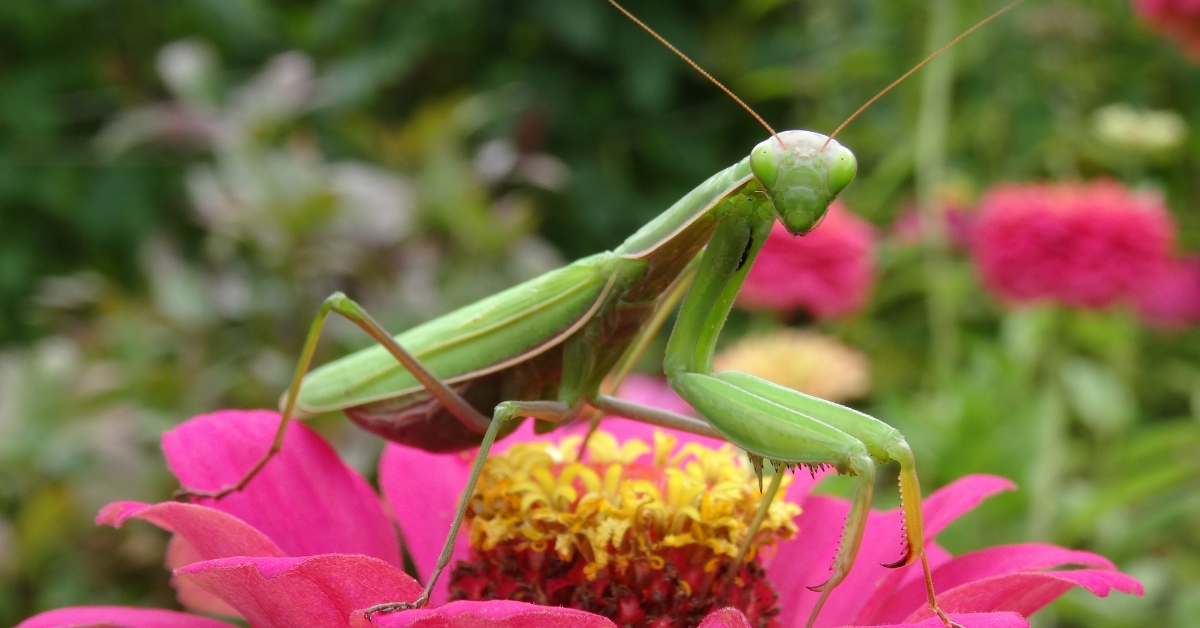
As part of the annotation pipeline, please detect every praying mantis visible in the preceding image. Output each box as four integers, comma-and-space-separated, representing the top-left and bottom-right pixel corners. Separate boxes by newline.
177, 2, 1023, 627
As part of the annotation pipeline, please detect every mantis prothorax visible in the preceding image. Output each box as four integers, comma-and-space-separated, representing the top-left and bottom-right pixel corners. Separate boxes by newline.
176, 2, 1024, 627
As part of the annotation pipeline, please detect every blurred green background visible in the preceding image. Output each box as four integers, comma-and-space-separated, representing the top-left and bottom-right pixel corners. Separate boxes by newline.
2, 0, 1198, 626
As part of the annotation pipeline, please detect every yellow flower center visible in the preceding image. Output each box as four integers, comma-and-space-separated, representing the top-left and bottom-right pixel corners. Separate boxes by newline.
449, 430, 799, 628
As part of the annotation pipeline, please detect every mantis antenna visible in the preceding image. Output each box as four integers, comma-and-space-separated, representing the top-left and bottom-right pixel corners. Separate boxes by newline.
609, 0, 1024, 153
824, 0, 1025, 147
606, 0, 784, 148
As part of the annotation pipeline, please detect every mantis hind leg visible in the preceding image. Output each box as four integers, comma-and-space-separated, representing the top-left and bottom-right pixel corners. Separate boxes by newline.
175, 291, 491, 501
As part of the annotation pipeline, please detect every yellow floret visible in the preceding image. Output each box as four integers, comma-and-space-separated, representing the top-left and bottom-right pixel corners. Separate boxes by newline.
465, 430, 800, 580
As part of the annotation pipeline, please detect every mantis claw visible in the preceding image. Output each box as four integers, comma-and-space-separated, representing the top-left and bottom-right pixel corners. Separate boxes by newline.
931, 606, 965, 628
805, 577, 832, 593
363, 596, 428, 623
172, 485, 238, 502
880, 544, 912, 568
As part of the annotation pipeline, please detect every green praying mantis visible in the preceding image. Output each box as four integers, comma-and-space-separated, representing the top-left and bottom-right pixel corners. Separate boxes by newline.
177, 2, 1023, 627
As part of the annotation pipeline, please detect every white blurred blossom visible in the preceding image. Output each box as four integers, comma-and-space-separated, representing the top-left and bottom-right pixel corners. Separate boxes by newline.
474, 138, 569, 191
515, 153, 570, 190
475, 139, 520, 183
230, 51, 314, 131
1093, 103, 1187, 154
156, 39, 220, 107
96, 38, 566, 331
329, 163, 415, 246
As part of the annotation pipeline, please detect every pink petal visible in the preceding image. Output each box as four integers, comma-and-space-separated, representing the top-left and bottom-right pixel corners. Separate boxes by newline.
849, 477, 1019, 624
844, 611, 1029, 628
97, 501, 285, 559
766, 494, 850, 628
737, 204, 876, 318
615, 375, 697, 417
876, 543, 1128, 622
770, 475, 1016, 628
176, 554, 422, 628
163, 410, 400, 566
920, 476, 1017, 536
166, 536, 241, 617
16, 606, 238, 628
698, 607, 754, 628
779, 468, 831, 529
354, 600, 617, 628
1135, 254, 1200, 328
901, 570, 1143, 623
971, 181, 1174, 309
757, 479, 829, 570
840, 476, 1016, 627
379, 443, 474, 606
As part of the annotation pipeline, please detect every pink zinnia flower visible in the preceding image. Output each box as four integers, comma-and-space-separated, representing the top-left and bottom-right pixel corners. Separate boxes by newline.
19, 380, 1141, 628
1135, 254, 1200, 328
892, 202, 975, 250
1132, 0, 1200, 60
737, 202, 875, 319
970, 180, 1175, 309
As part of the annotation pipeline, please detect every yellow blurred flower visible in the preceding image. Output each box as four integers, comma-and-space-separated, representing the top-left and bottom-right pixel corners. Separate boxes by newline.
712, 330, 870, 403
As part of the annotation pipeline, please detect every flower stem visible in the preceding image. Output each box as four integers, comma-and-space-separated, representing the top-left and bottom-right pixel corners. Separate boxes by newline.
915, 0, 960, 388
1027, 308, 1067, 542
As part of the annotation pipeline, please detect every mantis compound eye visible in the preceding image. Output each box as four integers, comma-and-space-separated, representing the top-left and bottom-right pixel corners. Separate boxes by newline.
825, 142, 857, 198
750, 142, 778, 189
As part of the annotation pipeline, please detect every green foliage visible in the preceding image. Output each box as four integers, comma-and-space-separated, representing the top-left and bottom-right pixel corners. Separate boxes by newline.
2, 0, 1199, 626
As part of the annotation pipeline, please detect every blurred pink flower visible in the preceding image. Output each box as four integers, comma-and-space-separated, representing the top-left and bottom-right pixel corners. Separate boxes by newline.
1135, 254, 1200, 328
892, 202, 975, 250
1132, 0, 1200, 60
970, 180, 1175, 309
19, 387, 1141, 628
738, 202, 875, 318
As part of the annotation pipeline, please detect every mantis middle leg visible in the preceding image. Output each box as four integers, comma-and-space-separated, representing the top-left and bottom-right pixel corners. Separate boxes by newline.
577, 254, 702, 457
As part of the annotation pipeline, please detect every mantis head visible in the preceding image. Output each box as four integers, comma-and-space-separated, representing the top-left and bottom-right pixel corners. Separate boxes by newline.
750, 130, 857, 236
609, 0, 1017, 237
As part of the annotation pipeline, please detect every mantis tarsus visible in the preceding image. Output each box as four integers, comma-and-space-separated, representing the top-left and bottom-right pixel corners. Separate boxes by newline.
177, 2, 1024, 627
